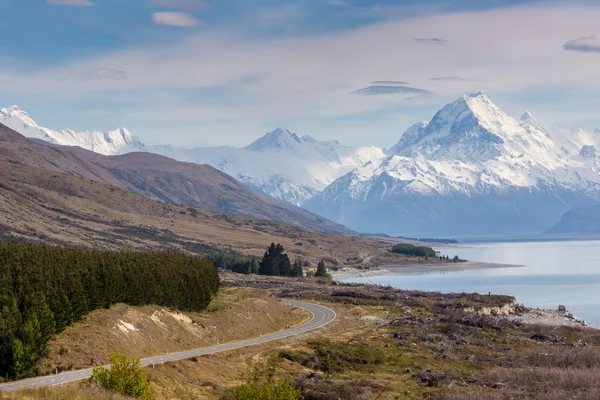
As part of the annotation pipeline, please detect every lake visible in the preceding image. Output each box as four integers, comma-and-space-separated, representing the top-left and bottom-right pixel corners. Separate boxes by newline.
343, 240, 600, 326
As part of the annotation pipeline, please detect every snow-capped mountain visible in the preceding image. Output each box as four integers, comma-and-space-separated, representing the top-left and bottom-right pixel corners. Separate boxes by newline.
304, 92, 600, 237
0, 107, 385, 206
151, 128, 385, 205
0, 106, 146, 155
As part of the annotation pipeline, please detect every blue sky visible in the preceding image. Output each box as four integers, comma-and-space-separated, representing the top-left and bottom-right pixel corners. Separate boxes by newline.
1, 0, 600, 147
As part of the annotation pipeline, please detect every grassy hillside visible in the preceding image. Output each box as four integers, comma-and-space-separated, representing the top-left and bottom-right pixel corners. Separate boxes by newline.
2, 123, 350, 235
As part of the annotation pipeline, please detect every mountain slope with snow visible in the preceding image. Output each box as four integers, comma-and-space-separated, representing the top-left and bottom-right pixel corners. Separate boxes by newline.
0, 106, 147, 156
153, 128, 386, 205
304, 93, 600, 237
1, 107, 385, 206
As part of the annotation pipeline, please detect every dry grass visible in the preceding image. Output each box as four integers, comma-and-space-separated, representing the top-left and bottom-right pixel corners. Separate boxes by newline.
0, 385, 132, 400
36, 287, 308, 375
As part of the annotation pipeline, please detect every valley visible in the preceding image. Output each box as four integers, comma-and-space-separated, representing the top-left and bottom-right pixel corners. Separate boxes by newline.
5, 93, 600, 238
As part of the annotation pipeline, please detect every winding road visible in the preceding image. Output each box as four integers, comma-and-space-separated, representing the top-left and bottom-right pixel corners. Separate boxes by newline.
0, 299, 336, 393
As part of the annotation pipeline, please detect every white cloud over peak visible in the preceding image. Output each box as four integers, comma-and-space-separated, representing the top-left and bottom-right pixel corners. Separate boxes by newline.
152, 12, 201, 27
47, 0, 94, 6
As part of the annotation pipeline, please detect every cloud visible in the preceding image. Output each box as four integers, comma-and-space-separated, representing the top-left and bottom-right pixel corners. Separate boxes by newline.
4, 3, 600, 146
371, 80, 409, 85
47, 0, 94, 6
323, 0, 381, 11
150, 0, 209, 11
429, 76, 492, 82
352, 85, 433, 96
563, 36, 600, 54
59, 68, 127, 82
152, 12, 201, 27
413, 38, 450, 45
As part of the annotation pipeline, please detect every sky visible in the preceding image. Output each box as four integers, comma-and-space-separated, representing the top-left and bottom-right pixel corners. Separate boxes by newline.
1, 0, 600, 147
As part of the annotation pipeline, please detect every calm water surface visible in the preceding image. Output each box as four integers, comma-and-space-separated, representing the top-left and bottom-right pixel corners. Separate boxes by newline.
344, 240, 600, 325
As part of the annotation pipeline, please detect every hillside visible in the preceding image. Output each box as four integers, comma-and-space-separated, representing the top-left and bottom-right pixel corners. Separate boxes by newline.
0, 123, 401, 267
1, 107, 385, 206
0, 122, 350, 235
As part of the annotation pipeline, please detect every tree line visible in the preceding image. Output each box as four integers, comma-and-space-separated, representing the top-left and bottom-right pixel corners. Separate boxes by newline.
0, 243, 220, 380
208, 244, 305, 278
391, 243, 437, 258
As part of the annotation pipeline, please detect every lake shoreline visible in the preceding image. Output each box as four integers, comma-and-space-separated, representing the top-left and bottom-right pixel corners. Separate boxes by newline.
332, 261, 521, 280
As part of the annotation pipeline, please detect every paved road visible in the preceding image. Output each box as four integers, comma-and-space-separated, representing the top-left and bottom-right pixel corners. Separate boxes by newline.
0, 299, 336, 393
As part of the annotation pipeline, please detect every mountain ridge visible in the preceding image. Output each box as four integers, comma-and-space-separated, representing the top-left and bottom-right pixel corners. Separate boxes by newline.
1, 108, 385, 206
1, 123, 352, 235
304, 93, 600, 236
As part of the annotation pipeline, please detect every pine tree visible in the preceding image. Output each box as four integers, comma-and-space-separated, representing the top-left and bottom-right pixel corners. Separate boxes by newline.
291, 260, 303, 277
315, 260, 328, 278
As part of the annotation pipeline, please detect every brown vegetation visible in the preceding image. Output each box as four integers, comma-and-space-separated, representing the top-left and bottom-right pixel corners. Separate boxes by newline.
0, 123, 432, 268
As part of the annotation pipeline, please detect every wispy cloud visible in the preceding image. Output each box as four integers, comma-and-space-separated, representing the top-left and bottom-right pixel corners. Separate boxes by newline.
413, 37, 450, 45
563, 36, 600, 54
352, 85, 433, 96
47, 0, 94, 6
59, 68, 127, 82
429, 76, 492, 82
323, 0, 381, 11
150, 0, 209, 11
152, 12, 201, 27
371, 80, 409, 85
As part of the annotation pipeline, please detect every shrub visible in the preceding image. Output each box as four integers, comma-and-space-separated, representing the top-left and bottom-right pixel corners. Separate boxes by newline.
91, 352, 153, 400
223, 380, 303, 400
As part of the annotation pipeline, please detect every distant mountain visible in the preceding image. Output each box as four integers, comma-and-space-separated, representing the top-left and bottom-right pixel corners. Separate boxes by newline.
304, 93, 600, 236
0, 122, 351, 235
0, 106, 146, 155
0, 124, 393, 267
546, 203, 600, 235
1, 107, 384, 206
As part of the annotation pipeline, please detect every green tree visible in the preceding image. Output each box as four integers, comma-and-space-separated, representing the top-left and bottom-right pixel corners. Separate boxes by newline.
315, 261, 328, 278
259, 244, 292, 277
92, 352, 154, 400
291, 260, 303, 277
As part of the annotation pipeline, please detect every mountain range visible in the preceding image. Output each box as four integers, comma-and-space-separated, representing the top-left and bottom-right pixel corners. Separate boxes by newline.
0, 106, 383, 206
306, 92, 600, 236
4, 93, 600, 237
0, 121, 401, 268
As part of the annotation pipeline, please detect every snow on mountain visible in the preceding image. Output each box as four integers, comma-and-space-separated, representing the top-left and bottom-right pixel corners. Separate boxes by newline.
0, 107, 385, 206
304, 93, 600, 237
0, 106, 146, 155
151, 128, 385, 205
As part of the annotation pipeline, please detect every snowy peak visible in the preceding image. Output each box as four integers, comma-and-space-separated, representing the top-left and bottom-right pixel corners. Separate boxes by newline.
0, 105, 145, 155
0, 105, 38, 128
390, 92, 514, 162
244, 128, 304, 151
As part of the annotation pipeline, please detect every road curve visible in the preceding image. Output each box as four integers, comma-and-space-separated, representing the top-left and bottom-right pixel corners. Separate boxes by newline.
0, 300, 336, 393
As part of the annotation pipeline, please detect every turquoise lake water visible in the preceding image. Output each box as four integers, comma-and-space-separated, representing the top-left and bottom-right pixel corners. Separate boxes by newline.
343, 240, 600, 326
